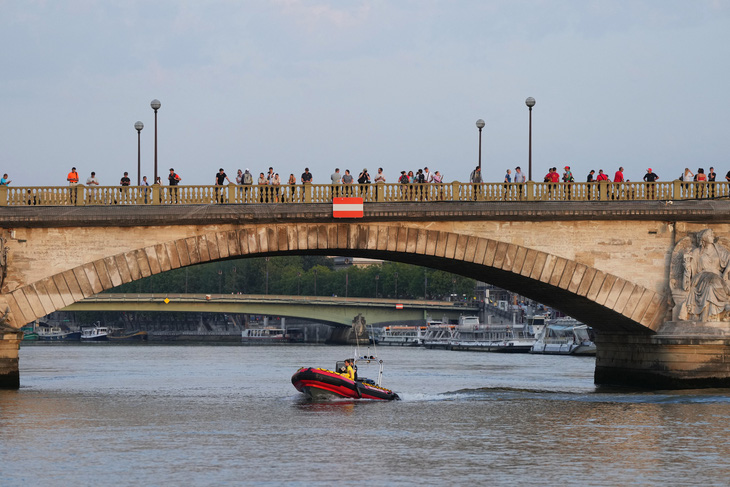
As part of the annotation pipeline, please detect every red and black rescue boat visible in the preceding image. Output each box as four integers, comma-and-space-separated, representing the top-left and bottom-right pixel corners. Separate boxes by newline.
291, 357, 400, 401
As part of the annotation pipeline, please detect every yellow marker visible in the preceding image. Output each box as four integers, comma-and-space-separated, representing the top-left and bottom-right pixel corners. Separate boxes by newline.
164, 298, 170, 304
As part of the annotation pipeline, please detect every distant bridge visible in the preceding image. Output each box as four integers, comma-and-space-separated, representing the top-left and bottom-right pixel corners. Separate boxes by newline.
64, 293, 480, 327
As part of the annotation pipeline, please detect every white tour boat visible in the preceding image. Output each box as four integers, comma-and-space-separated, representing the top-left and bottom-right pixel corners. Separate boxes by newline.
530, 317, 596, 355
377, 325, 427, 346
422, 321, 457, 349
449, 316, 536, 353
241, 327, 290, 344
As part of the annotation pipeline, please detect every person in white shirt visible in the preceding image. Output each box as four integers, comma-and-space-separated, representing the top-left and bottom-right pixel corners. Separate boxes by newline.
86, 171, 99, 203
423, 166, 433, 183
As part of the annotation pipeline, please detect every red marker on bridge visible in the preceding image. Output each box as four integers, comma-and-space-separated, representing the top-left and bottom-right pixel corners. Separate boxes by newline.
333, 197, 364, 218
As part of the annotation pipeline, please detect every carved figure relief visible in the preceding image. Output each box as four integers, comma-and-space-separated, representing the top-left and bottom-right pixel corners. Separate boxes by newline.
670, 229, 730, 322
0, 236, 7, 291
352, 313, 367, 337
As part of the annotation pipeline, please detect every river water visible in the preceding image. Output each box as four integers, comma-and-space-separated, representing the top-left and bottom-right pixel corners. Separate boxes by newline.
2, 343, 730, 486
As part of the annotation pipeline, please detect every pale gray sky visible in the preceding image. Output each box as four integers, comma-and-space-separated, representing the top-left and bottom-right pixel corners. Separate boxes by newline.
2, 0, 729, 186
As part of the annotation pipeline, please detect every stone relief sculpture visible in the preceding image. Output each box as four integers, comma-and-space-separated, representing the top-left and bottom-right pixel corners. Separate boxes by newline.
670, 229, 730, 322
352, 313, 367, 337
0, 236, 7, 291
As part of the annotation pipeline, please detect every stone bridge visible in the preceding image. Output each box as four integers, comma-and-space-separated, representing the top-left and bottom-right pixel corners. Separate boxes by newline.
1, 198, 729, 389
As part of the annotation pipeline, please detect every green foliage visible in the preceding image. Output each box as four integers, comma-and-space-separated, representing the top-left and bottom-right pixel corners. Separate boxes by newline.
112, 256, 476, 300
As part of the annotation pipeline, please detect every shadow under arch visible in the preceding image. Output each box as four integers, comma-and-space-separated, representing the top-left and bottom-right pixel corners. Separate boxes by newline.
6, 222, 667, 333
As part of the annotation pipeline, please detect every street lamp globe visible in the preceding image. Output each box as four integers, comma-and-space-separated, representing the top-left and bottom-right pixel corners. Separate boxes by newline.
475, 119, 485, 129
134, 121, 144, 132
150, 99, 161, 110
525, 97, 536, 108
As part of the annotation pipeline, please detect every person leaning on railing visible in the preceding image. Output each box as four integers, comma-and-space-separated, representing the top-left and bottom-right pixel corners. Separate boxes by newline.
643, 168, 659, 199
67, 166, 79, 204
168, 168, 181, 203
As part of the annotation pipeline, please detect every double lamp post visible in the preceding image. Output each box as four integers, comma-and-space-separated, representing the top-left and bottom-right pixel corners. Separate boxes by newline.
134, 99, 162, 186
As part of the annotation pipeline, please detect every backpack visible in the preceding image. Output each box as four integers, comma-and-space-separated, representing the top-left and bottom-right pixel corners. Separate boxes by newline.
243, 171, 253, 184
399, 174, 409, 184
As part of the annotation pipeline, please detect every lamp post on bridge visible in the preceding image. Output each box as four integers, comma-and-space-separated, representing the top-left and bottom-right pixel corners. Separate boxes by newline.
394, 272, 398, 299
297, 272, 301, 296
475, 119, 485, 173
313, 269, 318, 296
150, 99, 161, 182
134, 121, 144, 186
525, 97, 536, 181
375, 274, 379, 298
265, 258, 270, 295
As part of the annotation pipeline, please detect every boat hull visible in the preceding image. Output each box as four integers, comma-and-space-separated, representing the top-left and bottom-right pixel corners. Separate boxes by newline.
81, 335, 108, 342
450, 341, 534, 353
291, 367, 399, 401
530, 342, 597, 356
37, 331, 82, 342
108, 331, 148, 341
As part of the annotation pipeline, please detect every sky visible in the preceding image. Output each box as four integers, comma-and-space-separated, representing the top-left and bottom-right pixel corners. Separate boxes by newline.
2, 0, 729, 186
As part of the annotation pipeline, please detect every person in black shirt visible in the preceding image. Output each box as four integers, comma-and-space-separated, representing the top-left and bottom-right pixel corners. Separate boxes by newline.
301, 167, 313, 183
643, 168, 659, 199
117, 171, 131, 204
215, 168, 231, 203
168, 168, 181, 203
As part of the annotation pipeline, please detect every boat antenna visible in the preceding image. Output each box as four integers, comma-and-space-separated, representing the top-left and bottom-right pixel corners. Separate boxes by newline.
368, 324, 378, 358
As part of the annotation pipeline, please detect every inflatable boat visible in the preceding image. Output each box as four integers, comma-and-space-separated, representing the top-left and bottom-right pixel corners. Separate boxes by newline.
291, 356, 400, 401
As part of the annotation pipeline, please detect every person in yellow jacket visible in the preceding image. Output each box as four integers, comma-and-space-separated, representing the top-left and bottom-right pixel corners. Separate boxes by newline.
343, 359, 355, 381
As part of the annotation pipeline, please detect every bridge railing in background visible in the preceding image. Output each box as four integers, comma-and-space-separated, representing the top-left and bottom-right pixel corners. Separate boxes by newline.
1, 180, 726, 206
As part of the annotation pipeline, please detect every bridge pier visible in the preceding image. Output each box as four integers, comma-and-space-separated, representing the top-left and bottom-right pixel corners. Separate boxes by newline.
595, 322, 730, 389
0, 330, 21, 389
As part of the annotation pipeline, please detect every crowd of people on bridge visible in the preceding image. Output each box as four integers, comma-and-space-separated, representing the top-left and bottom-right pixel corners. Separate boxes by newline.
0, 164, 724, 195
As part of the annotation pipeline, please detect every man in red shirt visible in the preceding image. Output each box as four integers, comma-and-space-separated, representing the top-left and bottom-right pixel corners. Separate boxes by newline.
614, 167, 625, 182
612, 167, 625, 200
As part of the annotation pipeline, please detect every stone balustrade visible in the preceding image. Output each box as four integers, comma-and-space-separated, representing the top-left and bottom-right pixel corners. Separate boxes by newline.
0, 180, 726, 206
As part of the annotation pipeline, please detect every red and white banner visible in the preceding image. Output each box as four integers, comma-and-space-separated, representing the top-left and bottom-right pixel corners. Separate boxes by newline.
333, 197, 364, 218
395, 304, 404, 310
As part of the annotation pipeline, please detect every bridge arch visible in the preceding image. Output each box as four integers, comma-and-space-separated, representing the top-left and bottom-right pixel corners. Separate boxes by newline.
5, 222, 666, 333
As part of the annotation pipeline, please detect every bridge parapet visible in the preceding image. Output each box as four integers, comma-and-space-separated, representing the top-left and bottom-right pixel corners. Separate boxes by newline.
0, 180, 726, 206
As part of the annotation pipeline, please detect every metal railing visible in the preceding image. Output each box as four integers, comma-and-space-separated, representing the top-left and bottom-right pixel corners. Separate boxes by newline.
1, 180, 726, 206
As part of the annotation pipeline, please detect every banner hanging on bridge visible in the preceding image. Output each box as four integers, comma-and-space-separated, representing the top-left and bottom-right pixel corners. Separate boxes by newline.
333, 197, 364, 218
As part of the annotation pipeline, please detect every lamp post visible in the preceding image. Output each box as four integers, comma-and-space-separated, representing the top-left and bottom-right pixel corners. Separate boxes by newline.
150, 99, 161, 181
217, 269, 222, 294
375, 274, 380, 298
424, 268, 428, 299
297, 272, 301, 295
475, 119, 485, 173
525, 97, 535, 181
313, 269, 318, 296
394, 272, 398, 299
134, 121, 144, 186
265, 258, 270, 295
